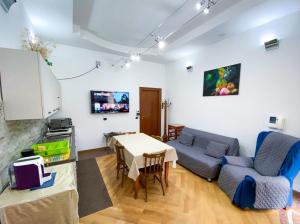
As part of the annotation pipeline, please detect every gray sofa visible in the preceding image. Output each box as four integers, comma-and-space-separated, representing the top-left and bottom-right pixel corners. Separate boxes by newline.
167, 127, 239, 180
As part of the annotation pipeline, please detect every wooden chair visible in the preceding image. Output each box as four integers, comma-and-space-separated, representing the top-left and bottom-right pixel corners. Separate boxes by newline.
126, 132, 136, 134
115, 143, 128, 187
139, 150, 167, 202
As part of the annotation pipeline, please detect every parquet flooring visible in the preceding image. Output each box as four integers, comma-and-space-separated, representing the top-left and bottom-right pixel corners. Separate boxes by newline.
80, 154, 280, 224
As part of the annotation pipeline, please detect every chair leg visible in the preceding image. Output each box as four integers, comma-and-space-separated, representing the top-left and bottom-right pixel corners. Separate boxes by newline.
145, 175, 148, 202
116, 163, 120, 179
159, 173, 165, 196
121, 167, 125, 187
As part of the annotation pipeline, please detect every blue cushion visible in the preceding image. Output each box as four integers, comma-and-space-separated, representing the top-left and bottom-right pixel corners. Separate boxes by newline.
205, 141, 229, 158
178, 132, 194, 146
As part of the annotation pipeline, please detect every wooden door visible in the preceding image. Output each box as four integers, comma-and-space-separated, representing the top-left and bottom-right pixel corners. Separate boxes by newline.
139, 87, 161, 136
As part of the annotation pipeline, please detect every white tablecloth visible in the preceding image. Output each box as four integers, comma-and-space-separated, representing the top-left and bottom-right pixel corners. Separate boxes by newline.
113, 133, 178, 180
0, 162, 79, 224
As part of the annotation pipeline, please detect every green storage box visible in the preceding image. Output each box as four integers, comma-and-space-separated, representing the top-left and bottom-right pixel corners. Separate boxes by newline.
32, 140, 70, 157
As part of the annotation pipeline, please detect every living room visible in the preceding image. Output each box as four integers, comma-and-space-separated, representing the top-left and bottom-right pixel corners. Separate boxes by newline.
0, 0, 300, 224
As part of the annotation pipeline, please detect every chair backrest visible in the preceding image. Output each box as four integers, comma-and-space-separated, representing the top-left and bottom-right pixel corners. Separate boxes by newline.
254, 131, 300, 176
142, 150, 166, 174
181, 127, 240, 156
126, 132, 136, 135
115, 143, 126, 163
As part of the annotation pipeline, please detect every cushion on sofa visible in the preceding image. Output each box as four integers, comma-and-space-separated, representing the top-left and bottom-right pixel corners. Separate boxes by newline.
178, 132, 194, 146
194, 136, 209, 148
205, 141, 229, 159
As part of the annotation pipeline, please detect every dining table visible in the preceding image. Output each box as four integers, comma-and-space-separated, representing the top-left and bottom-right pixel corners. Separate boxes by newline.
112, 133, 178, 198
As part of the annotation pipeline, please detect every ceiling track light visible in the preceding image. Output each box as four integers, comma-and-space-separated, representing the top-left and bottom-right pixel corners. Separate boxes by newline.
155, 36, 166, 49
125, 61, 131, 68
130, 55, 136, 61
195, 2, 202, 10
158, 40, 166, 49
195, 0, 217, 15
115, 0, 219, 69
203, 7, 210, 14
135, 54, 141, 61
130, 54, 141, 61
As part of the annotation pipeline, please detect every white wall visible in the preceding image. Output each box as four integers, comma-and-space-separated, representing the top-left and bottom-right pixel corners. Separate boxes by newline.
0, 1, 33, 48
50, 44, 167, 151
165, 12, 300, 190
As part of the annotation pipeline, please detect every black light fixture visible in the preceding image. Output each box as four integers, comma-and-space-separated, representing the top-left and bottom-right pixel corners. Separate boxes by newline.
264, 39, 279, 51
186, 65, 193, 72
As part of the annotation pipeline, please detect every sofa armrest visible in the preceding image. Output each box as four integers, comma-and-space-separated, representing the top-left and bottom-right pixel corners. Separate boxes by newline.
222, 156, 254, 168
253, 176, 290, 209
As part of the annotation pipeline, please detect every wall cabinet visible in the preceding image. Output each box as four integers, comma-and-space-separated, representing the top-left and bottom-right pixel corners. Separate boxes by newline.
0, 48, 61, 120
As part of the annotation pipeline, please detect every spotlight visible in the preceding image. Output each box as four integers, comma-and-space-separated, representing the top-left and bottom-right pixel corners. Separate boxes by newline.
203, 8, 209, 14
158, 40, 166, 49
125, 62, 131, 68
130, 54, 141, 61
130, 55, 136, 61
195, 2, 201, 10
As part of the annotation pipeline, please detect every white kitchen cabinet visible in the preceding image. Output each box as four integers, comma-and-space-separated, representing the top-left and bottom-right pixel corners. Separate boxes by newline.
0, 48, 61, 120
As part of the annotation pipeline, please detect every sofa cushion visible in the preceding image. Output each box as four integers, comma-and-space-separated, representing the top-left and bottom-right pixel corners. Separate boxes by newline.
205, 141, 229, 159
194, 136, 209, 148
178, 132, 194, 146
167, 140, 222, 179
218, 164, 261, 200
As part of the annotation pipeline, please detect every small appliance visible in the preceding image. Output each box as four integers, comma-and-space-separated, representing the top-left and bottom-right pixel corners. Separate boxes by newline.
9, 156, 52, 190
46, 118, 73, 137
48, 118, 72, 130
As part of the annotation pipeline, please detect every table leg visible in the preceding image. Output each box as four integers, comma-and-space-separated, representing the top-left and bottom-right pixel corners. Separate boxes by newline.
164, 161, 169, 187
134, 176, 140, 199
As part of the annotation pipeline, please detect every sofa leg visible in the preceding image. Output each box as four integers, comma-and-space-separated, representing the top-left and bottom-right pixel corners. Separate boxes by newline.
207, 178, 212, 182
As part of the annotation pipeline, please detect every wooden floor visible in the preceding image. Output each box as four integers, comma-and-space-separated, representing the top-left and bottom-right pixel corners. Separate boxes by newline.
80, 154, 280, 224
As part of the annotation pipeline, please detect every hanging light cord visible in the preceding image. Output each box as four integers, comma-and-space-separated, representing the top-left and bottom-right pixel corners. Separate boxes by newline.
57, 61, 100, 80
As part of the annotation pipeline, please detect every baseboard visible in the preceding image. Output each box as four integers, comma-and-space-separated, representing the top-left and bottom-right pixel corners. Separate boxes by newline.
78, 147, 109, 155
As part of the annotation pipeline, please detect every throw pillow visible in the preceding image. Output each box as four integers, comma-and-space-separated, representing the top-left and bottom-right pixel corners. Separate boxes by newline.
194, 136, 209, 148
205, 141, 229, 158
178, 132, 194, 146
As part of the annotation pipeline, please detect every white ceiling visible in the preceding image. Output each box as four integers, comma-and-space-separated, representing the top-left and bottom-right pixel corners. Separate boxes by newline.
75, 0, 186, 47
22, 0, 300, 64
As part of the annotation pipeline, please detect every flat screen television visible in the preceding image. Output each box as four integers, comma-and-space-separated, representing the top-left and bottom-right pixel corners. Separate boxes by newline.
90, 91, 129, 113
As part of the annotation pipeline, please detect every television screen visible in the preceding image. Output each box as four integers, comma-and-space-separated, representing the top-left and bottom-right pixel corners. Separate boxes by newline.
90, 91, 129, 113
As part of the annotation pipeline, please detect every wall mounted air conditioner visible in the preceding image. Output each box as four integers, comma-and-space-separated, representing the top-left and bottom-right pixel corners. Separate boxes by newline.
0, 0, 16, 13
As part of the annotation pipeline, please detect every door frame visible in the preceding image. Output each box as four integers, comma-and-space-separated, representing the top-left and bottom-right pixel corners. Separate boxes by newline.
139, 87, 162, 135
